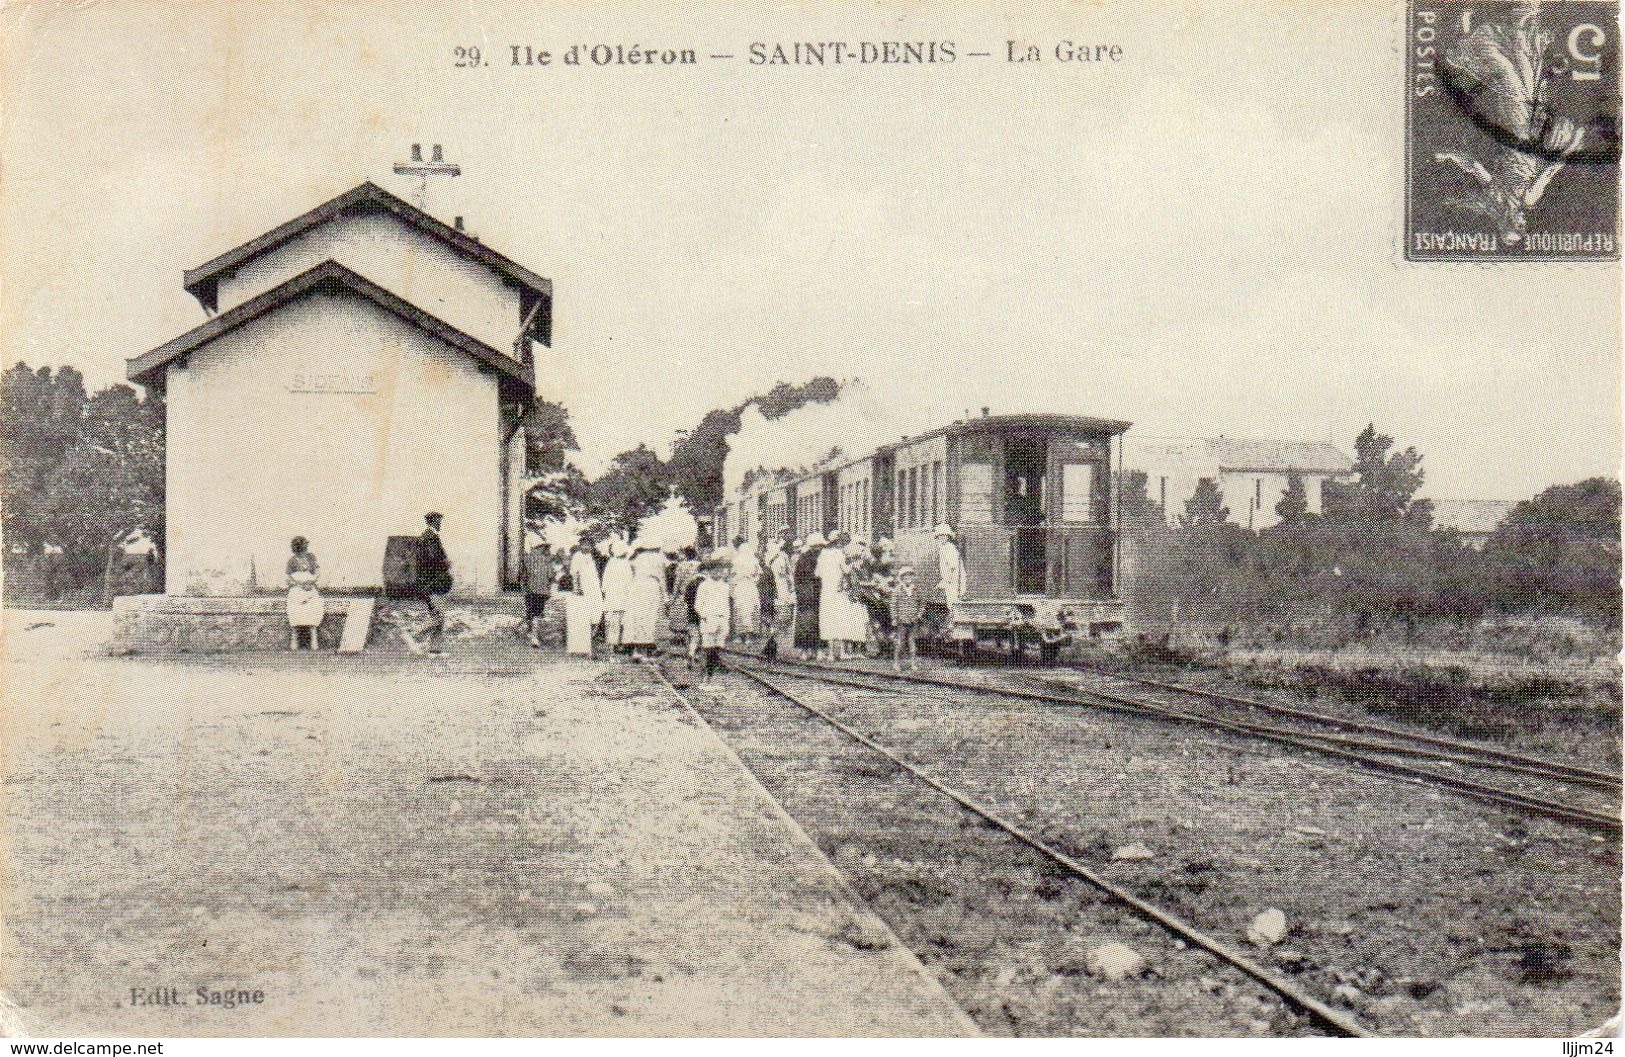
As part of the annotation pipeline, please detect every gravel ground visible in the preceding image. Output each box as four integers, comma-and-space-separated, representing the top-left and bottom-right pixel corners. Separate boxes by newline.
0, 611, 973, 1037
1070, 647, 1622, 776
674, 665, 1330, 1037
706, 656, 1619, 1036
1014, 668, 1622, 822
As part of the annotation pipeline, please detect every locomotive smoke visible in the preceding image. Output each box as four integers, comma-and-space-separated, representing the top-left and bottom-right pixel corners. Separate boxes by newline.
721, 379, 967, 497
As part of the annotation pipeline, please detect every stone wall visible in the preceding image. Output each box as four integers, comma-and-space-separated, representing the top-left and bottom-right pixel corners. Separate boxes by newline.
112, 595, 356, 653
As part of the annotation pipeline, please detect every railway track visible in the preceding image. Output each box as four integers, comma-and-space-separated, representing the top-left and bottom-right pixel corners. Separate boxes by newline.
649, 658, 1375, 1037
723, 650, 1621, 834
1051, 660, 1620, 791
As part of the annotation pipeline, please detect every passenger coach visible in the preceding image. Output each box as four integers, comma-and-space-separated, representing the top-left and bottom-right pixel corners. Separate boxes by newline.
717, 411, 1131, 655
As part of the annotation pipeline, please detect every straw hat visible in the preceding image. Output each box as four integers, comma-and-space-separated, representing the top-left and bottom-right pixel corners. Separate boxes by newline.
803, 532, 826, 548
934, 524, 956, 539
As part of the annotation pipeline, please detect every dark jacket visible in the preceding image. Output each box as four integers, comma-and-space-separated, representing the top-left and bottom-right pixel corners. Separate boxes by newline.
417, 528, 452, 595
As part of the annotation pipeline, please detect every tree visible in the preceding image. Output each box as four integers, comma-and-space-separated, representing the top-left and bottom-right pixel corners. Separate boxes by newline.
522, 398, 579, 474
665, 377, 842, 512
1323, 424, 1433, 528
1180, 478, 1230, 528
1485, 477, 1621, 621
1274, 471, 1310, 526
1, 367, 165, 600
43, 383, 165, 573
1, 363, 89, 554
1117, 470, 1167, 532
586, 444, 671, 533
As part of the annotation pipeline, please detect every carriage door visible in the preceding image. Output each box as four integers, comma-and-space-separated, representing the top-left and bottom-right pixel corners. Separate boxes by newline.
1004, 437, 1048, 595
1050, 438, 1111, 597
821, 473, 840, 535
871, 453, 896, 539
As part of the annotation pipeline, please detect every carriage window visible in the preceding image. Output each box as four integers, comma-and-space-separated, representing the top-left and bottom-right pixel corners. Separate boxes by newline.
960, 462, 995, 524
1062, 463, 1097, 522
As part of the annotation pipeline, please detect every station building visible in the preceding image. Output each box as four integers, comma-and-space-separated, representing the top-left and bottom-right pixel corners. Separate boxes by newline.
1123, 437, 1352, 531
127, 180, 552, 596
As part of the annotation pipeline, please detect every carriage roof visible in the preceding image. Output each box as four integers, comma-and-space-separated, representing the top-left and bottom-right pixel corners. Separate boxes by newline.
725, 412, 1132, 507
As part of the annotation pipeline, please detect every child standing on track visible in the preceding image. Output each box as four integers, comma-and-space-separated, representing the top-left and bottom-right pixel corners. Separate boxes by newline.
889, 565, 923, 673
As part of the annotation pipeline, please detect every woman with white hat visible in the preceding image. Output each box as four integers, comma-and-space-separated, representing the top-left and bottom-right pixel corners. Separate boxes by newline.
600, 537, 634, 654
792, 534, 823, 656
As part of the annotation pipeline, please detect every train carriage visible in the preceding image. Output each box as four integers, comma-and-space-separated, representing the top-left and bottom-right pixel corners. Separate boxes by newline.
718, 411, 1130, 652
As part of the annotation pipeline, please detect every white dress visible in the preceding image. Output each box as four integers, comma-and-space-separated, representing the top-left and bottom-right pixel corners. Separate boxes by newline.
601, 555, 633, 644
570, 551, 603, 618
938, 541, 966, 607
565, 593, 594, 655
286, 560, 324, 628
622, 550, 668, 646
730, 549, 762, 635
695, 577, 732, 648
816, 546, 858, 643
566, 551, 603, 656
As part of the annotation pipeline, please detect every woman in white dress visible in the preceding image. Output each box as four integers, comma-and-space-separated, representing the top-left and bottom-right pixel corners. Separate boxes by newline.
566, 540, 603, 657
621, 540, 669, 657
843, 537, 874, 652
285, 536, 324, 651
816, 531, 854, 661
600, 538, 634, 653
729, 536, 762, 642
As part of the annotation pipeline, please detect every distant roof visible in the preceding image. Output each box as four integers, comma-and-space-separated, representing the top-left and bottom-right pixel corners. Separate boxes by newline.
128, 259, 533, 392
1431, 498, 1516, 535
1127, 437, 1353, 474
181, 181, 552, 315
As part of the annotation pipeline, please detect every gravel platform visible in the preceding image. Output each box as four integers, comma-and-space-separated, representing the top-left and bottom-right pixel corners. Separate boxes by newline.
0, 611, 975, 1037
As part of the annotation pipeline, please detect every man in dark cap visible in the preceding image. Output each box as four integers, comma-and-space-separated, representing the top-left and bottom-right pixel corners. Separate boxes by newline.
415, 511, 452, 653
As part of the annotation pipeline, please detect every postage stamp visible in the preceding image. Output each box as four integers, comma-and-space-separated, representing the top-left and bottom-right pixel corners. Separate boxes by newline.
1407, 0, 1621, 261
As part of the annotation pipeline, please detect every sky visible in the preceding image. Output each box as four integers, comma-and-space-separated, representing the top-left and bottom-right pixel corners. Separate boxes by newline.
2, 0, 1618, 501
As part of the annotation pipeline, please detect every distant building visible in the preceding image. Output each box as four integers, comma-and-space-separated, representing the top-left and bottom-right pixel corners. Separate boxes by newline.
1430, 498, 1516, 549
1123, 437, 1353, 530
127, 166, 552, 596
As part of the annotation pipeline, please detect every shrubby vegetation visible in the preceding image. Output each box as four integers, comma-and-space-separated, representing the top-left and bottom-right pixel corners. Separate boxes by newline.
1124, 425, 1621, 648
1, 363, 165, 600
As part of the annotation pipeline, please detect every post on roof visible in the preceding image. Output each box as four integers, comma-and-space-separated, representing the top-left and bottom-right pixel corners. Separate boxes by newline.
393, 143, 462, 211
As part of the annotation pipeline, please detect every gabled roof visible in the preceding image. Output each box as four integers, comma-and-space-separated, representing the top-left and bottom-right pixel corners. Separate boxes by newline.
181, 181, 552, 315
128, 259, 533, 392
1126, 437, 1352, 475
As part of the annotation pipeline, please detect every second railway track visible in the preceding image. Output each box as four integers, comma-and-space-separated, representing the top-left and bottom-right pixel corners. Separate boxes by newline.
725, 651, 1621, 833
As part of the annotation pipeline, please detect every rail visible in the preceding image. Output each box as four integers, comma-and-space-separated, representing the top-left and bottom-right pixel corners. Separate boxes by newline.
712, 657, 1376, 1038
